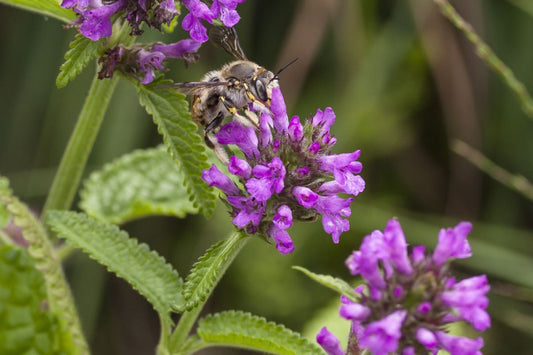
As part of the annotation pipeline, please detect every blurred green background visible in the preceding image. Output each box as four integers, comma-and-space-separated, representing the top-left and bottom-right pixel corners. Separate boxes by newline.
1, 0, 533, 354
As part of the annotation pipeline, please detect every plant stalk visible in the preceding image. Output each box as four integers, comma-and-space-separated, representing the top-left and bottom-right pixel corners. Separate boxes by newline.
43, 74, 119, 215
167, 231, 249, 353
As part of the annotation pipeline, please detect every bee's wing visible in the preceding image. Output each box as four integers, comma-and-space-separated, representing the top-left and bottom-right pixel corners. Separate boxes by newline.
208, 25, 248, 61
156, 81, 230, 94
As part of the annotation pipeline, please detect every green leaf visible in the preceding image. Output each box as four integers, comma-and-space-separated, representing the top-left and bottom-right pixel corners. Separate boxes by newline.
292, 266, 359, 303
197, 311, 325, 355
0, 177, 88, 354
80, 146, 199, 224
135, 78, 216, 218
0, 245, 59, 355
0, 0, 76, 23
47, 210, 184, 321
509, 0, 533, 17
56, 34, 101, 89
182, 232, 248, 311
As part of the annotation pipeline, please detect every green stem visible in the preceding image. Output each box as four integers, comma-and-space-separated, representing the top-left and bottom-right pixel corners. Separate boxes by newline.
43, 74, 119, 215
433, 0, 533, 119
168, 231, 249, 353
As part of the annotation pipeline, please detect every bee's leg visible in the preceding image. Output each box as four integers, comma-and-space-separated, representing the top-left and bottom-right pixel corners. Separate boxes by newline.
243, 109, 260, 127
205, 112, 229, 164
220, 96, 258, 129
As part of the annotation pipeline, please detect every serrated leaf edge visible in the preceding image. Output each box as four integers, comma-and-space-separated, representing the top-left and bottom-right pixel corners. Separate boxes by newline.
197, 310, 325, 355
47, 210, 184, 321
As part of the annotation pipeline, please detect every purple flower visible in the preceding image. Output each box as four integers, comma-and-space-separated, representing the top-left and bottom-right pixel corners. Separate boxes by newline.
441, 275, 491, 331
359, 310, 406, 355
77, 0, 127, 41
211, 0, 245, 27
316, 219, 490, 355
202, 86, 365, 253
152, 39, 202, 59
137, 49, 165, 84
432, 221, 472, 266
436, 332, 484, 355
202, 165, 240, 195
182, 0, 215, 42
316, 327, 345, 355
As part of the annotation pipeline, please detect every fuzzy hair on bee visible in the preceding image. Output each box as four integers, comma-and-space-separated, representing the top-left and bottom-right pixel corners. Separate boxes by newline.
157, 26, 288, 163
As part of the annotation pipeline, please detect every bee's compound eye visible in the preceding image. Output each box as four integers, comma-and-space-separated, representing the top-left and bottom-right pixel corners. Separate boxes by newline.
254, 79, 268, 101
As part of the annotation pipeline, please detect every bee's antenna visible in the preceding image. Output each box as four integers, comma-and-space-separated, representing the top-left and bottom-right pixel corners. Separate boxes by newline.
271, 57, 299, 82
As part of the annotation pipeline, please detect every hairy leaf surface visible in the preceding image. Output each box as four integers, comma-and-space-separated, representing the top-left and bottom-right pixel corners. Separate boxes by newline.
135, 79, 216, 218
80, 146, 198, 224
47, 211, 184, 320
0, 0, 76, 23
57, 34, 100, 88
0, 177, 87, 354
197, 311, 325, 355
293, 266, 359, 302
0, 245, 59, 355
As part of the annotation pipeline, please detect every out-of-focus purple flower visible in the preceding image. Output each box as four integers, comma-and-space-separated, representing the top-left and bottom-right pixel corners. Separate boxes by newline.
137, 48, 165, 84
432, 221, 472, 266
202, 86, 365, 254
76, 0, 127, 41
436, 332, 484, 355
98, 38, 202, 85
317, 219, 490, 355
441, 275, 491, 331
153, 39, 202, 59
182, 0, 215, 42
316, 327, 345, 355
211, 0, 245, 27
63, 0, 180, 40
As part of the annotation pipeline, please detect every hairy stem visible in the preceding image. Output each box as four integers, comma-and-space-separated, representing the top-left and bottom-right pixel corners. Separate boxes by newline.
43, 75, 119, 215
167, 231, 249, 353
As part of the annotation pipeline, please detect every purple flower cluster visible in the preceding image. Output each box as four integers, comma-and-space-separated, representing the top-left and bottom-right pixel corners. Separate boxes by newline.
97, 40, 201, 84
62, 0, 246, 42
202, 87, 365, 254
62, 0, 179, 40
317, 219, 490, 355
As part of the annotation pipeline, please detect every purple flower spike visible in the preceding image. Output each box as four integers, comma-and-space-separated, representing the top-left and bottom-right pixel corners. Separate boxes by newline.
317, 219, 490, 355
202, 85, 365, 253
359, 310, 407, 355
316, 327, 345, 355
433, 221, 472, 266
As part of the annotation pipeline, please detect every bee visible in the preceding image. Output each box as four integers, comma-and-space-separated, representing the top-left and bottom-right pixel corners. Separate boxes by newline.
159, 26, 294, 163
